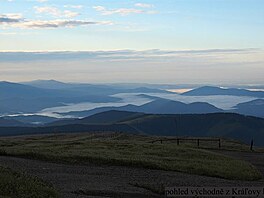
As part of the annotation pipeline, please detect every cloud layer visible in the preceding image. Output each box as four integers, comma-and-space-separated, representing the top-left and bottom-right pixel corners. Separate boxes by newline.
0, 13, 22, 23
0, 13, 112, 29
34, 6, 79, 18
0, 49, 263, 84
93, 4, 157, 16
0, 48, 259, 62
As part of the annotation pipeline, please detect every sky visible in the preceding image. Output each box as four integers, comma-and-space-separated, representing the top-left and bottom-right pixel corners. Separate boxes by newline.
0, 0, 263, 84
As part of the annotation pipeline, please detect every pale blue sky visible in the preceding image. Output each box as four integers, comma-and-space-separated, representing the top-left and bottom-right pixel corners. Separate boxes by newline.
1, 0, 264, 51
0, 0, 263, 84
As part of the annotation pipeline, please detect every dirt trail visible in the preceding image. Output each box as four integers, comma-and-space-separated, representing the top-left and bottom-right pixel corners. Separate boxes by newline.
0, 151, 264, 198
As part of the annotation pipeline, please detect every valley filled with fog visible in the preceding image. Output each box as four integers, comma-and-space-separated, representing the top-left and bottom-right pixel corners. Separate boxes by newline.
1, 80, 263, 122
37, 92, 257, 118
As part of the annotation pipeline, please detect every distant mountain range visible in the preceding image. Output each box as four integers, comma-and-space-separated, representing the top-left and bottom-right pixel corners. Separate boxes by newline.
1, 110, 264, 146
0, 81, 263, 146
2, 97, 262, 127
59, 98, 223, 118
22, 80, 78, 89
22, 80, 169, 94
1, 81, 264, 126
182, 86, 264, 97
0, 81, 120, 114
0, 80, 168, 114
58, 97, 264, 119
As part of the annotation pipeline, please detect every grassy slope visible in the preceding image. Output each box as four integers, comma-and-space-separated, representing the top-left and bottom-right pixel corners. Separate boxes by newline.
0, 166, 58, 198
0, 133, 262, 181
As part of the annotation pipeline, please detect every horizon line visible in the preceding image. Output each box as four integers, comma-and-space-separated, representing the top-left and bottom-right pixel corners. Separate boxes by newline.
0, 48, 261, 53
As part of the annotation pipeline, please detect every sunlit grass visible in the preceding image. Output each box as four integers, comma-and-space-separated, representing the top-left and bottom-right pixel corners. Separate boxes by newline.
0, 133, 261, 181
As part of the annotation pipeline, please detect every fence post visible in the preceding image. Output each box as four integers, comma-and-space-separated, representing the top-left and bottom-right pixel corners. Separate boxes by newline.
218, 139, 221, 149
177, 138, 179, 146
250, 139, 254, 151
197, 139, 200, 147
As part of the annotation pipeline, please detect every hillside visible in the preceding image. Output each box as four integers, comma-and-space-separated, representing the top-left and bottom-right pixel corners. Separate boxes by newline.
0, 81, 50, 99
1, 111, 264, 146
48, 111, 145, 126
136, 99, 222, 114
232, 99, 264, 118
182, 86, 264, 97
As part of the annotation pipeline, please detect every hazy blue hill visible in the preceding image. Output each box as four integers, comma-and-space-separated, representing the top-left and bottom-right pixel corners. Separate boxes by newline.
182, 86, 264, 97
135, 94, 161, 100
0, 97, 63, 114
4, 115, 59, 125
232, 99, 264, 118
23, 80, 122, 95
137, 99, 184, 113
2, 81, 173, 115
122, 87, 169, 93
188, 102, 223, 113
48, 110, 144, 126
0, 95, 119, 114
0, 81, 119, 99
80, 110, 144, 124
23, 80, 170, 95
0, 81, 50, 99
56, 105, 137, 118
0, 81, 120, 114
0, 117, 28, 127
137, 99, 223, 114
22, 80, 73, 89
0, 82, 64, 113
59, 98, 223, 117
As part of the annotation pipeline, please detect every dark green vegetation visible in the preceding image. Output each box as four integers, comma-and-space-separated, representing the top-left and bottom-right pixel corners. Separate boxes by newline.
0, 133, 261, 181
1, 111, 264, 146
0, 166, 58, 198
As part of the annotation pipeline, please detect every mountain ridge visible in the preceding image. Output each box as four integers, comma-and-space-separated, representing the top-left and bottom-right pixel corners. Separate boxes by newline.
1, 111, 264, 146
58, 98, 223, 118
182, 86, 264, 97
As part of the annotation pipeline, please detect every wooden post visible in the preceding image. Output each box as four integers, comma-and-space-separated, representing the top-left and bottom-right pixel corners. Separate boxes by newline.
197, 139, 200, 147
177, 138, 179, 146
174, 119, 178, 137
161, 140, 163, 144
250, 139, 254, 151
218, 139, 221, 149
